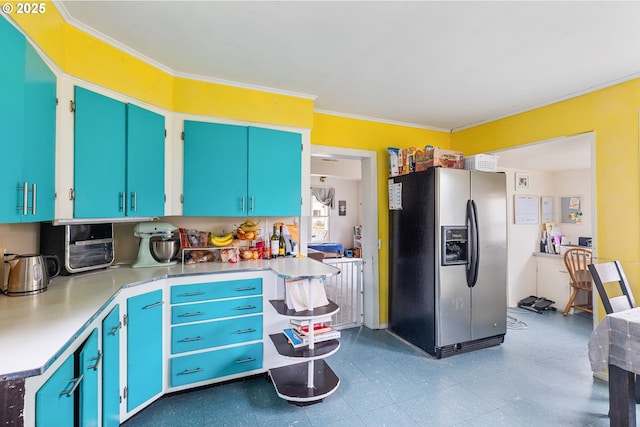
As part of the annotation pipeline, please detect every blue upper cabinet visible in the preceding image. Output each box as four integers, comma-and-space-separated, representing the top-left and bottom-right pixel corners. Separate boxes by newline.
74, 86, 165, 218
183, 121, 301, 217
183, 121, 248, 216
126, 104, 165, 217
0, 16, 56, 223
23, 42, 56, 222
74, 86, 127, 218
0, 16, 26, 223
248, 127, 301, 216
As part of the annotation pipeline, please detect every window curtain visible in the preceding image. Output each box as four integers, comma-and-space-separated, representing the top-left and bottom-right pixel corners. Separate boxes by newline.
311, 187, 335, 208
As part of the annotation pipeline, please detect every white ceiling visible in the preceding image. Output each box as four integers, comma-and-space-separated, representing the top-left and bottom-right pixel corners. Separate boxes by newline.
55, 1, 640, 132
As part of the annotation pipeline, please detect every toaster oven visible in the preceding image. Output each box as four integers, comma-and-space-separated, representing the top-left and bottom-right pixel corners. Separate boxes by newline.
40, 222, 115, 275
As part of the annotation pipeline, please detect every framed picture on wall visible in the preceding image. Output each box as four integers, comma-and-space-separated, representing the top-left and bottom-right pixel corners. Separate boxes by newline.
515, 172, 530, 191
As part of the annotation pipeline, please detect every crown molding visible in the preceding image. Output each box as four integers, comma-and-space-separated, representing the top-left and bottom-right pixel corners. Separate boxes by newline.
452, 72, 640, 132
314, 109, 450, 133
52, 1, 317, 101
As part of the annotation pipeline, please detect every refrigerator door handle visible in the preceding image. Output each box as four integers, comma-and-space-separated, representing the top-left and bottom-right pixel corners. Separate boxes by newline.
466, 199, 479, 287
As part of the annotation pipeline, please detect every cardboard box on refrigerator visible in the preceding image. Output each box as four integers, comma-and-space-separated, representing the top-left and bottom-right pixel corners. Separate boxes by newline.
423, 147, 464, 169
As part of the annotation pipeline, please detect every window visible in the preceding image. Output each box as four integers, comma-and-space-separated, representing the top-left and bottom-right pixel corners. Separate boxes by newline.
311, 194, 330, 242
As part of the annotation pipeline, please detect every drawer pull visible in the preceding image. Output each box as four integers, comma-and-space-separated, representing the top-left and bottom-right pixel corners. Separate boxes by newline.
234, 286, 256, 292
235, 357, 256, 364
60, 374, 84, 397
235, 305, 256, 311
235, 328, 256, 334
179, 291, 205, 297
88, 351, 102, 371
180, 311, 205, 317
179, 368, 203, 375
143, 301, 164, 310
107, 323, 122, 336
179, 336, 203, 343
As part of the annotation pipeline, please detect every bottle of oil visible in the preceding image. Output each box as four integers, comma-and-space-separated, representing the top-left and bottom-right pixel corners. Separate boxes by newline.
278, 225, 286, 257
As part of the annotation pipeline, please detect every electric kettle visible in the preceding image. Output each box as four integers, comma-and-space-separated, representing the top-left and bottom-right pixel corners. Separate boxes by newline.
3, 254, 60, 296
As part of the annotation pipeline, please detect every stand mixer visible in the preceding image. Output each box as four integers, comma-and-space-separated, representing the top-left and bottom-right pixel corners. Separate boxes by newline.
132, 222, 179, 268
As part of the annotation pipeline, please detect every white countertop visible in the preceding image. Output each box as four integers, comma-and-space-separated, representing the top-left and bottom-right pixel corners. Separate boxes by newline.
0, 257, 339, 380
532, 252, 563, 259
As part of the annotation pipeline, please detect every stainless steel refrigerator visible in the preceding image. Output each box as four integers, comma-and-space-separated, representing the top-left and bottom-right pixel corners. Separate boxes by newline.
389, 167, 507, 358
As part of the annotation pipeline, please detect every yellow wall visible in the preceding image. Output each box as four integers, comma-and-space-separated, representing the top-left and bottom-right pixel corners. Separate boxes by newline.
312, 113, 451, 322
173, 78, 314, 128
452, 78, 640, 313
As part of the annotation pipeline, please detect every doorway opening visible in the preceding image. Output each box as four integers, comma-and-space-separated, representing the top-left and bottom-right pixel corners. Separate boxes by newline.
491, 131, 597, 327
309, 146, 380, 329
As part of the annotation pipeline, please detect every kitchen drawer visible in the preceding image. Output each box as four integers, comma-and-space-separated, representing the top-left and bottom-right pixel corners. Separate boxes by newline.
170, 342, 263, 387
171, 315, 263, 354
170, 278, 262, 304
171, 296, 262, 324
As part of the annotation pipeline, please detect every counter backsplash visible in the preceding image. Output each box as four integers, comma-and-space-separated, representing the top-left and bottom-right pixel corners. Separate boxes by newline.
0, 216, 296, 264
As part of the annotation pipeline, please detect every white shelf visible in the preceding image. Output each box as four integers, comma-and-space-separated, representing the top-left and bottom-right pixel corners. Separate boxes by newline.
267, 277, 340, 404
269, 360, 340, 404
269, 300, 340, 320
269, 333, 340, 360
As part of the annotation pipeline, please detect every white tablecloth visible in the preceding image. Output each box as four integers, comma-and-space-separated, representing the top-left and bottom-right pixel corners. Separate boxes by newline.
588, 307, 640, 374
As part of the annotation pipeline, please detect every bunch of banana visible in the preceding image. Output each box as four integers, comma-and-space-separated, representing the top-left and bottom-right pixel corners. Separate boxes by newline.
208, 231, 233, 247
236, 220, 259, 240
238, 220, 258, 232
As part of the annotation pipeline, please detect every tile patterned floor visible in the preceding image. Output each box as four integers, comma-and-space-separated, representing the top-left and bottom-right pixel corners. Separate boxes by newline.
123, 308, 638, 426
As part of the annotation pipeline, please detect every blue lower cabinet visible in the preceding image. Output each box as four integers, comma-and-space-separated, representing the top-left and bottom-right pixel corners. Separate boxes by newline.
170, 278, 262, 304
171, 296, 262, 324
79, 329, 100, 427
171, 342, 263, 387
127, 290, 163, 412
171, 315, 263, 354
102, 305, 121, 427
35, 355, 75, 427
35, 329, 100, 427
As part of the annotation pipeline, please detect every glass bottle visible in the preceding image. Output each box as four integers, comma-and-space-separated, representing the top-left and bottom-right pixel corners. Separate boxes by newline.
270, 225, 279, 258
278, 225, 286, 257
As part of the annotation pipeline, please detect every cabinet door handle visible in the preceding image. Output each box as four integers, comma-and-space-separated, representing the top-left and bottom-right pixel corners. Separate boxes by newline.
179, 336, 203, 343
235, 328, 256, 334
179, 368, 203, 375
235, 357, 255, 364
143, 301, 164, 310
234, 305, 256, 311
234, 286, 256, 292
120, 192, 126, 212
108, 323, 122, 336
250, 196, 255, 212
241, 196, 245, 213
131, 192, 137, 212
60, 374, 84, 397
178, 291, 205, 297
31, 183, 36, 216
18, 182, 28, 215
180, 311, 205, 317
88, 351, 102, 371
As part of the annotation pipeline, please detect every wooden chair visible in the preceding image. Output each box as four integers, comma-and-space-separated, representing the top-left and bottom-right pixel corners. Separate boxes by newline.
588, 260, 639, 404
563, 248, 593, 316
